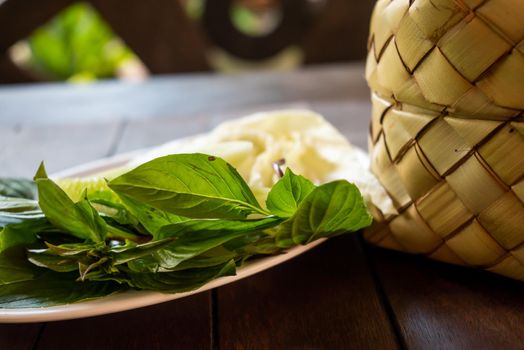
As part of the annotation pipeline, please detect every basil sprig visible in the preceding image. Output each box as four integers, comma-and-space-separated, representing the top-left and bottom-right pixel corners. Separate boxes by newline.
0, 153, 372, 308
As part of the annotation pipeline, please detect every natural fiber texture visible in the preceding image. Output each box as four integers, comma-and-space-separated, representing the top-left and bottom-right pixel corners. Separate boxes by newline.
365, 0, 524, 280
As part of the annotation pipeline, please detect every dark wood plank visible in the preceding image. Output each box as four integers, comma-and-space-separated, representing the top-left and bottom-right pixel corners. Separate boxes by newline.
302, 0, 375, 63
217, 235, 400, 349
0, 54, 37, 84
0, 0, 75, 53
36, 293, 212, 350
0, 324, 43, 350
368, 245, 524, 350
0, 63, 369, 122
90, 0, 209, 74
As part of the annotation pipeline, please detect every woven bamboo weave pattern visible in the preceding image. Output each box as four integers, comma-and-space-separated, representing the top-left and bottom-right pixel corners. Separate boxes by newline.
365, 0, 524, 280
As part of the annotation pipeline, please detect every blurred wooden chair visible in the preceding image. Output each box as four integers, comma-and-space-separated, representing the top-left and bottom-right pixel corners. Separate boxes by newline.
0, 0, 374, 83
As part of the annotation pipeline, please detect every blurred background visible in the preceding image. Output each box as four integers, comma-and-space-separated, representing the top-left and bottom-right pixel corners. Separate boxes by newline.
0, 0, 375, 84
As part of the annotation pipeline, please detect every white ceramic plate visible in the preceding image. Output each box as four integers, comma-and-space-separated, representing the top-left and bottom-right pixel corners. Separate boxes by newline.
0, 151, 325, 323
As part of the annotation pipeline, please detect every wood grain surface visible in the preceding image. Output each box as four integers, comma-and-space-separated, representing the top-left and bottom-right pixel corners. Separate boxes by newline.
90, 0, 209, 74
36, 293, 212, 350
0, 0, 74, 53
0, 63, 369, 122
368, 245, 524, 350
0, 63, 522, 350
216, 235, 400, 350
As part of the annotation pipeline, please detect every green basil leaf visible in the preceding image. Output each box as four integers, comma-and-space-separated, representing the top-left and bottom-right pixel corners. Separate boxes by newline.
87, 190, 140, 227
266, 168, 315, 218
0, 178, 37, 199
117, 194, 185, 238
0, 271, 124, 308
0, 196, 39, 212
26, 250, 79, 273
0, 213, 44, 227
86, 188, 122, 205
110, 238, 177, 266
108, 153, 266, 219
0, 219, 69, 285
276, 180, 372, 247
0, 230, 45, 286
157, 217, 282, 239
27, 241, 107, 274
34, 163, 106, 242
0, 196, 43, 227
223, 231, 280, 255
42, 241, 101, 256
0, 254, 37, 286
123, 218, 280, 272
126, 260, 236, 293
166, 247, 238, 271
126, 246, 238, 273
0, 219, 52, 253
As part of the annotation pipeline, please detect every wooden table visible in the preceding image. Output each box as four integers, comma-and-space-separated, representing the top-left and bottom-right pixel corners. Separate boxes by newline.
1, 63, 523, 350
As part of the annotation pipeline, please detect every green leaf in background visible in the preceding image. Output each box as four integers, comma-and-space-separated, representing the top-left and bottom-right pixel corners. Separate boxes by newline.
266, 169, 315, 218
276, 180, 373, 248
27, 3, 135, 81
109, 154, 268, 219
34, 163, 106, 243
126, 260, 236, 293
0, 178, 37, 199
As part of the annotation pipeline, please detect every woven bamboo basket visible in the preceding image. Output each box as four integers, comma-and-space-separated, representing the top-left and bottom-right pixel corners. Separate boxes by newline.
364, 0, 524, 281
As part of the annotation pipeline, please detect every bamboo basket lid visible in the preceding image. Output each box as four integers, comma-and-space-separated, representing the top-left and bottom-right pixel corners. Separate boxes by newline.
366, 0, 524, 119
365, 0, 524, 281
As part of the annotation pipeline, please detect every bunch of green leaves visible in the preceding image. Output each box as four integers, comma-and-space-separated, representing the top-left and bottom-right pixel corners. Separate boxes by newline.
0, 153, 372, 308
